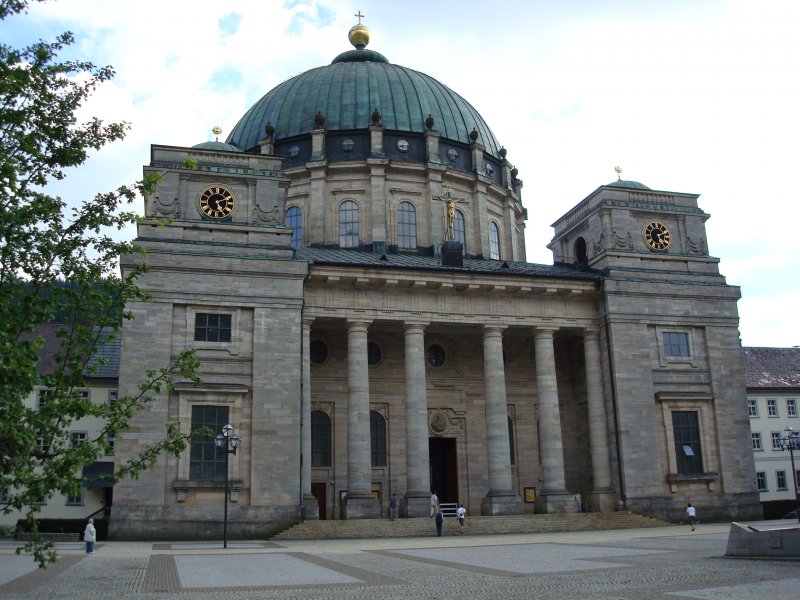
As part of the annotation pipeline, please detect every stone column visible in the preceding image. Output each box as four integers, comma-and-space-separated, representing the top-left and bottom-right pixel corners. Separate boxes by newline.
403, 322, 431, 517
534, 327, 571, 513
344, 320, 380, 518
584, 328, 616, 512
301, 317, 319, 519
480, 326, 522, 515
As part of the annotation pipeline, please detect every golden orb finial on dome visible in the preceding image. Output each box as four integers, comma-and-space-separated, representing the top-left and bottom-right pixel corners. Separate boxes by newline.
212, 126, 223, 141
349, 10, 370, 49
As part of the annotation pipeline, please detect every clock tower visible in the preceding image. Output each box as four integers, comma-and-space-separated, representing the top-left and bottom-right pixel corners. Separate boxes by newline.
547, 175, 759, 518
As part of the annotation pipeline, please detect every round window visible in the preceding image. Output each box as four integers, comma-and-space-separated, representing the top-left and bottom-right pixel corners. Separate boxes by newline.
396, 139, 409, 152
310, 340, 328, 364
341, 138, 355, 152
288, 145, 300, 158
485, 162, 495, 176
426, 344, 446, 367
367, 342, 382, 365
446, 148, 459, 162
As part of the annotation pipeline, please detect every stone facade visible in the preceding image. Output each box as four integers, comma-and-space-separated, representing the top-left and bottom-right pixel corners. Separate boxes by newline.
110, 32, 761, 539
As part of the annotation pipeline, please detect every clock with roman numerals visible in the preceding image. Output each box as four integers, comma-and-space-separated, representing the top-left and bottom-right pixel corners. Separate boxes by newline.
199, 186, 235, 220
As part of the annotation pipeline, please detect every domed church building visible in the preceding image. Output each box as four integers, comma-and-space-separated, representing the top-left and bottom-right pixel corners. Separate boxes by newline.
112, 18, 761, 538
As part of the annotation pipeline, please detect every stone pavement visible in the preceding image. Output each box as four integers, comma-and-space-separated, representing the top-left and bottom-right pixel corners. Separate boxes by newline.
0, 521, 798, 599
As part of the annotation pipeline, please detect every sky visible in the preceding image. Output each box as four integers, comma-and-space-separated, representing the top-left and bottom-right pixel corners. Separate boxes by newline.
2, 0, 799, 348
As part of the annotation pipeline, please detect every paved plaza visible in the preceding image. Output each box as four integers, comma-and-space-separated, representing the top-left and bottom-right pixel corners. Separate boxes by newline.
0, 521, 798, 599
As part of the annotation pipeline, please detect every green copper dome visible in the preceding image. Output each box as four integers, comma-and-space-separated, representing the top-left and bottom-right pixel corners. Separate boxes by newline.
226, 48, 503, 158
607, 179, 650, 190
191, 140, 242, 152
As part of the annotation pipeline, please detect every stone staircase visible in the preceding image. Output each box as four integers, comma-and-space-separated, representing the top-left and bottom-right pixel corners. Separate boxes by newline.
273, 512, 669, 540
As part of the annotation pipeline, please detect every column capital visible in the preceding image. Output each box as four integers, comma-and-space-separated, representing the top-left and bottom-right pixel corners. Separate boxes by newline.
482, 324, 507, 336
346, 319, 372, 332
403, 321, 429, 332
302, 316, 315, 329
582, 326, 601, 340
533, 326, 558, 338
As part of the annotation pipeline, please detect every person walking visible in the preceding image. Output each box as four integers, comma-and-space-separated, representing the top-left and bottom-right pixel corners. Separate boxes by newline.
83, 518, 96, 554
686, 503, 697, 531
389, 493, 398, 521
430, 491, 439, 517
574, 492, 582, 513
435, 509, 444, 536
456, 503, 466, 534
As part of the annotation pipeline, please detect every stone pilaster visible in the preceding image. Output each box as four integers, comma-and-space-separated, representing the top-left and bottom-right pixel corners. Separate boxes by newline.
301, 317, 319, 519
402, 322, 431, 517
534, 327, 571, 513
344, 320, 380, 518
584, 328, 616, 512
310, 127, 326, 161
480, 326, 522, 515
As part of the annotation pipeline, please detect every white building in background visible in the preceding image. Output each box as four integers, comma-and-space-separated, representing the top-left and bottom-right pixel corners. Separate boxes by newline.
0, 325, 118, 529
744, 347, 800, 518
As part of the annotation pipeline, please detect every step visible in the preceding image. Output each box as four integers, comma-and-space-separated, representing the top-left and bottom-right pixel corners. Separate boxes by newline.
273, 512, 669, 540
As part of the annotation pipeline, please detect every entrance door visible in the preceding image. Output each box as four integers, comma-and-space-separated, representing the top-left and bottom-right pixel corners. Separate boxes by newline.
311, 482, 327, 520
429, 437, 458, 503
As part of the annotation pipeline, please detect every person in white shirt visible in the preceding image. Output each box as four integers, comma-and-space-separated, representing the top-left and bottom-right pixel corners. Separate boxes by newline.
456, 504, 466, 533
430, 491, 439, 517
686, 503, 697, 532
83, 518, 96, 553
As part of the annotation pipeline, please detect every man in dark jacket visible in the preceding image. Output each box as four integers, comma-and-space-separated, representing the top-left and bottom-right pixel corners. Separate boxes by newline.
435, 509, 444, 536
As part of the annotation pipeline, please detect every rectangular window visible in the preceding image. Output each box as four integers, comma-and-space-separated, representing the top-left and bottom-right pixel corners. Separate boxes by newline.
767, 399, 778, 417
663, 332, 690, 357
194, 313, 232, 343
36, 389, 54, 411
672, 411, 704, 474
771, 431, 783, 450
0, 486, 9, 503
66, 487, 84, 506
788, 399, 797, 417
776, 470, 787, 490
189, 405, 229, 481
70, 431, 87, 448
748, 399, 758, 417
108, 390, 118, 405
756, 471, 767, 492
752, 432, 762, 450
106, 435, 116, 455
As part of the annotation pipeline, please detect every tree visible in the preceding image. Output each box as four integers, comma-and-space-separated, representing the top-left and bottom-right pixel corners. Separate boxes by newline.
0, 0, 202, 567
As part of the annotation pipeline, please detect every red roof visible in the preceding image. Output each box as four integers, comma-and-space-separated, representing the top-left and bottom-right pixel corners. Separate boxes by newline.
743, 347, 800, 389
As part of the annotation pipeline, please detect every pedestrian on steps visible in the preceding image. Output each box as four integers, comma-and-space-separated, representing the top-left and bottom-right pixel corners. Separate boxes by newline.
435, 509, 444, 536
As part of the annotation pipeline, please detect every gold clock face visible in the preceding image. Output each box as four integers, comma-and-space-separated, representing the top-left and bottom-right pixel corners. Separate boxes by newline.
199, 186, 235, 220
644, 221, 671, 250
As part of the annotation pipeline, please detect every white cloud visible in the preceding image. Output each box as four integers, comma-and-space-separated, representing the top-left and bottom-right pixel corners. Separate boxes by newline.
4, 0, 799, 347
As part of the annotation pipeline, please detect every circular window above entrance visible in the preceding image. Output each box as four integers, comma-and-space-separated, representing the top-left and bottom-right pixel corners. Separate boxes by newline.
426, 344, 445, 367
310, 340, 328, 364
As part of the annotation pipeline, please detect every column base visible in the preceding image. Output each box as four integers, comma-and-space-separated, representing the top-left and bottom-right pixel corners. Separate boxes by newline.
588, 489, 617, 513
480, 492, 523, 516
401, 492, 431, 518
535, 491, 573, 514
301, 493, 319, 520
343, 493, 380, 519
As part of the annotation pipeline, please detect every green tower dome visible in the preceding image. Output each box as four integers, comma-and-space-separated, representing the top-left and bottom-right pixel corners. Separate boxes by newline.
226, 47, 503, 159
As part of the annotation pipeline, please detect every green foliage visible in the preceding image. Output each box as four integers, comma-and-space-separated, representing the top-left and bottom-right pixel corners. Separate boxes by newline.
0, 0, 202, 568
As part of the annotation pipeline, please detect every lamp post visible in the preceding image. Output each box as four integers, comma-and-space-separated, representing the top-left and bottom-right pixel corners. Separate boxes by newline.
780, 426, 800, 523
215, 424, 240, 548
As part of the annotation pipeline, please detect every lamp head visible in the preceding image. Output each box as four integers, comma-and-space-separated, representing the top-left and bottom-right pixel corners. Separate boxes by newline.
215, 433, 224, 448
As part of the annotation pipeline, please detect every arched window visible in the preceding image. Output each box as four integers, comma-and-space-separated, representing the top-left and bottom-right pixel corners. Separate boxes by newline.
489, 221, 500, 260
508, 416, 516, 465
284, 206, 302, 248
454, 209, 466, 254
370, 411, 387, 467
574, 237, 587, 264
397, 201, 417, 249
339, 200, 359, 248
311, 410, 332, 467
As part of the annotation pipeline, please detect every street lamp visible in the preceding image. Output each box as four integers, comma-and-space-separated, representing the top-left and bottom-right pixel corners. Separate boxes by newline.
215, 423, 240, 548
780, 426, 800, 524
